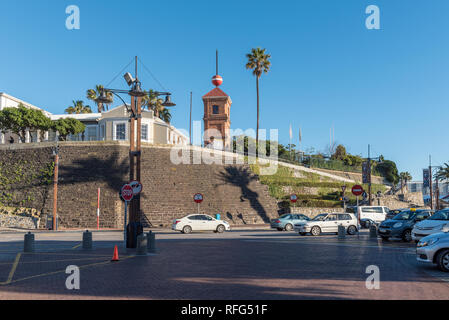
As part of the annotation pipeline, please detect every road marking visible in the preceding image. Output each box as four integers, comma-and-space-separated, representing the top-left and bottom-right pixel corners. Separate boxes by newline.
2, 255, 136, 286
0, 256, 109, 265
0, 253, 22, 285
72, 243, 82, 249
243, 239, 413, 251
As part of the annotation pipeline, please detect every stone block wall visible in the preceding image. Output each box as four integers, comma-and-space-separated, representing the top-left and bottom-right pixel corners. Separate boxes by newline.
0, 142, 280, 228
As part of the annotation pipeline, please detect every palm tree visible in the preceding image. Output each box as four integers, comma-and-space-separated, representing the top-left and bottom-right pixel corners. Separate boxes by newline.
87, 85, 113, 113
246, 47, 271, 156
159, 108, 172, 123
436, 163, 449, 181
399, 172, 412, 194
65, 100, 92, 114
142, 89, 165, 118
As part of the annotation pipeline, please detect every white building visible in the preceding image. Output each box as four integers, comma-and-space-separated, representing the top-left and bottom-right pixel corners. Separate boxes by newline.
0, 92, 188, 146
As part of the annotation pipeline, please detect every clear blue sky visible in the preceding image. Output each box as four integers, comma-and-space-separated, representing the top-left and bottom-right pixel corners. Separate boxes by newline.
1, 0, 448, 179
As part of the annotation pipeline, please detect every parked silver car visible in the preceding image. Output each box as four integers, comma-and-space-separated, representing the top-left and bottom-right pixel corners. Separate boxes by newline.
294, 213, 359, 236
416, 226, 449, 272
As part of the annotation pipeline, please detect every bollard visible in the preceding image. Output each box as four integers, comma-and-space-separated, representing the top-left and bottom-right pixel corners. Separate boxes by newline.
370, 225, 378, 239
24, 232, 35, 253
82, 230, 93, 250
338, 225, 346, 239
136, 233, 148, 256
147, 231, 157, 254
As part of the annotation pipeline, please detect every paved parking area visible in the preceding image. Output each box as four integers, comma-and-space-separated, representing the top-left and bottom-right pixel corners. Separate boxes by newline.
0, 229, 448, 299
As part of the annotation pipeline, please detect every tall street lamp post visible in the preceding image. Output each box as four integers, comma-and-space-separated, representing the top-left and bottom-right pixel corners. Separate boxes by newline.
96, 57, 175, 248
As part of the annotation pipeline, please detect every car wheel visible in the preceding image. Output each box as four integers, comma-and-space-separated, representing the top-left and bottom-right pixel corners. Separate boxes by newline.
216, 225, 225, 233
402, 229, 412, 242
347, 225, 357, 235
311, 226, 321, 236
436, 249, 449, 272
182, 225, 192, 234
285, 224, 293, 231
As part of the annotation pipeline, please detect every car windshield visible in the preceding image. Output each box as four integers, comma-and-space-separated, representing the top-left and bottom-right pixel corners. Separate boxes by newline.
345, 207, 356, 214
429, 210, 449, 221
312, 214, 327, 221
392, 211, 415, 220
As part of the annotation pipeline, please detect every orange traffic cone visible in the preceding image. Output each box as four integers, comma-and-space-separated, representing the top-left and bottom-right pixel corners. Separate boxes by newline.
111, 245, 119, 262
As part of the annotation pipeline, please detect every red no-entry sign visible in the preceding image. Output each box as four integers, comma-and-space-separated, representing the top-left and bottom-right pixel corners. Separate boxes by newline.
290, 194, 298, 203
352, 185, 364, 197
194, 193, 204, 204
121, 184, 134, 202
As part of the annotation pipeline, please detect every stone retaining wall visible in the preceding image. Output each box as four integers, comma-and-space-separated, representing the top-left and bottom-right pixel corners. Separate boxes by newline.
0, 214, 40, 229
290, 207, 344, 218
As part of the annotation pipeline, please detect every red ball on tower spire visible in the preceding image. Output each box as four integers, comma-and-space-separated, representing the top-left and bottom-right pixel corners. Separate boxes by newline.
212, 75, 223, 87
212, 50, 223, 87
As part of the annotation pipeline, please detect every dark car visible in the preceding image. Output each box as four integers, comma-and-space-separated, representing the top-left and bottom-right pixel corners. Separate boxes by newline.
378, 209, 433, 242
386, 208, 407, 220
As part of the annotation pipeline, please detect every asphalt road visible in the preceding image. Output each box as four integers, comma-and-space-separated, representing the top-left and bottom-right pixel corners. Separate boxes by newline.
0, 228, 448, 300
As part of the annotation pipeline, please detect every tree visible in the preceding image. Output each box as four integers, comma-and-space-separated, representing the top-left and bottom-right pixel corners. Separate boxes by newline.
159, 108, 172, 123
65, 100, 92, 114
0, 104, 52, 143
376, 160, 400, 185
87, 85, 113, 113
436, 163, 449, 181
142, 89, 165, 118
399, 172, 413, 193
246, 48, 271, 156
331, 145, 347, 161
51, 118, 85, 141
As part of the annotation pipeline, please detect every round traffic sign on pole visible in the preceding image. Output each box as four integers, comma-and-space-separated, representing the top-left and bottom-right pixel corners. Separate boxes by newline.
352, 185, 364, 197
121, 184, 134, 202
290, 194, 298, 203
194, 193, 204, 204
129, 180, 143, 196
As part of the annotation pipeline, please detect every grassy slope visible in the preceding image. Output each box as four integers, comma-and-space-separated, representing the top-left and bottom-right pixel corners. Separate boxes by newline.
250, 163, 387, 208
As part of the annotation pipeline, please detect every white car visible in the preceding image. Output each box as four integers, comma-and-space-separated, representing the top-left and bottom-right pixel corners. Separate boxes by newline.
294, 213, 359, 236
412, 209, 449, 242
172, 214, 231, 234
346, 206, 389, 227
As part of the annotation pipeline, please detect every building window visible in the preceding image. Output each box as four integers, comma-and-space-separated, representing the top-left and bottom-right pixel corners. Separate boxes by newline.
213, 105, 219, 114
86, 126, 97, 141
100, 124, 105, 141
141, 124, 148, 141
115, 123, 126, 140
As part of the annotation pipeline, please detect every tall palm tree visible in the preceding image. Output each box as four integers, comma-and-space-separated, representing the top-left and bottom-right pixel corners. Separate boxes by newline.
65, 100, 92, 114
142, 89, 165, 118
87, 85, 113, 113
246, 47, 271, 156
436, 163, 449, 181
399, 172, 412, 193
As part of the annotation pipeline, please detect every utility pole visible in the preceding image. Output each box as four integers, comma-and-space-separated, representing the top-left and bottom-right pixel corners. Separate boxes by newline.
127, 56, 143, 248
368, 144, 372, 206
429, 155, 433, 210
52, 146, 59, 231
189, 92, 192, 145
435, 176, 440, 210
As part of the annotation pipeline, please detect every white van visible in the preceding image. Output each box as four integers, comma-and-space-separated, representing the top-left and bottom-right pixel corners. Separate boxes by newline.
346, 206, 389, 227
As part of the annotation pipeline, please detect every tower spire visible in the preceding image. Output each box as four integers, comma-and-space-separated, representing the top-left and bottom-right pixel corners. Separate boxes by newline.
212, 50, 223, 87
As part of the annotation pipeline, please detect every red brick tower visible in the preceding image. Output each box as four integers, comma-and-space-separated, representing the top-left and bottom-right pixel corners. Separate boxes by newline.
203, 51, 232, 149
